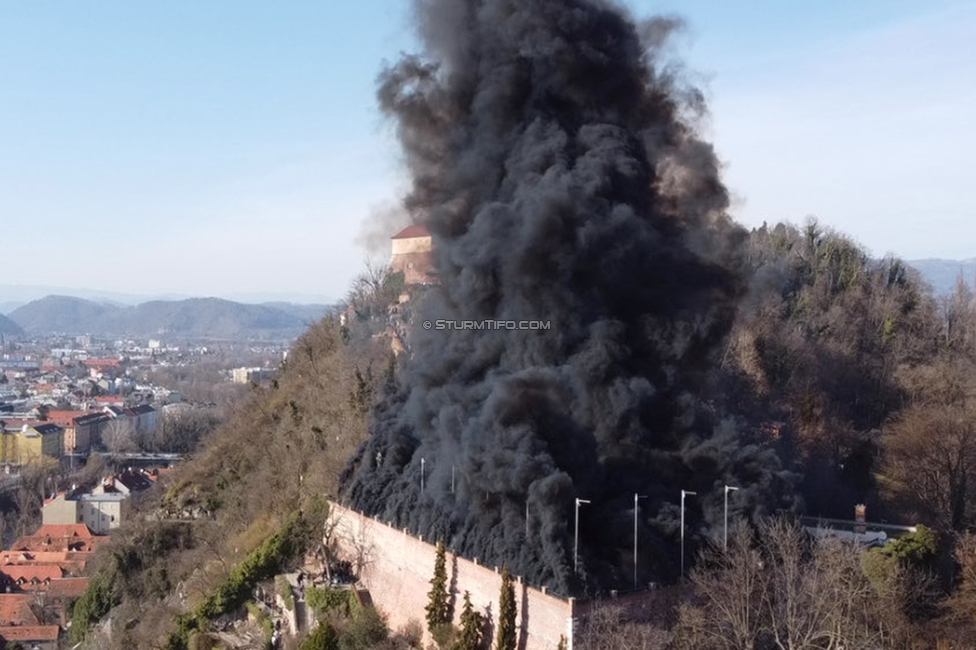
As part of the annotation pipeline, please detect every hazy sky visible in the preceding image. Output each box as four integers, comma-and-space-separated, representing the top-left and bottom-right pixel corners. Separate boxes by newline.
2, 1, 973, 302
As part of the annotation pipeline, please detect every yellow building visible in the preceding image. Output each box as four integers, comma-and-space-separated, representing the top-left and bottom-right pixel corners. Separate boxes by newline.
3, 423, 64, 465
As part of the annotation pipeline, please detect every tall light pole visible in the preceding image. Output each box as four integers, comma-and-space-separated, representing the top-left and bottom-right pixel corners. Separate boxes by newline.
574, 498, 590, 576
724, 485, 739, 551
451, 465, 456, 494
420, 458, 426, 494
634, 493, 647, 590
680, 489, 696, 579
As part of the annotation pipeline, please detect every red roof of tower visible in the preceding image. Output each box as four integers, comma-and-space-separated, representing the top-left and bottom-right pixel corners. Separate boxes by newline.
392, 224, 430, 240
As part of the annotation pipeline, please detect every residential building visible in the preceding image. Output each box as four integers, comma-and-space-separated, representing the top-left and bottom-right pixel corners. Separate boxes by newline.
46, 410, 90, 455
42, 469, 156, 533
231, 367, 274, 384
126, 403, 157, 434
42, 491, 124, 535
0, 423, 63, 465
71, 411, 110, 452
0, 523, 109, 640
75, 493, 126, 534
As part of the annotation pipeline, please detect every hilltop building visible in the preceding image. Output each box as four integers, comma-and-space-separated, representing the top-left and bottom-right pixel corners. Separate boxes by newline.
390, 224, 436, 286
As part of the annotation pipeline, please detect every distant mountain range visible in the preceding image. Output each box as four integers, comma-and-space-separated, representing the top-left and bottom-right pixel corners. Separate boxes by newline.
0, 284, 334, 314
1, 260, 968, 339
906, 259, 976, 296
7, 295, 334, 340
0, 313, 23, 337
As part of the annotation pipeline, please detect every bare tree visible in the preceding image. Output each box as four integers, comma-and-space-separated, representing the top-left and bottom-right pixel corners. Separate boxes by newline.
103, 418, 138, 456
577, 603, 669, 650
881, 400, 976, 531
673, 517, 920, 650
11, 461, 55, 538
673, 521, 763, 650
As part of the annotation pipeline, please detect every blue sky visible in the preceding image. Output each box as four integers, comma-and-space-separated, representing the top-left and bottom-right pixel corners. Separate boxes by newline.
1, 1, 974, 302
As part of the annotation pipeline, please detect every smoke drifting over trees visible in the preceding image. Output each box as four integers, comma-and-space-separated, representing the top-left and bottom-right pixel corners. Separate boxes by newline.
341, 0, 794, 595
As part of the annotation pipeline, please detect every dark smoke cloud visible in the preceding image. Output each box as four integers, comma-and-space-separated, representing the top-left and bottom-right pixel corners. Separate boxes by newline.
341, 0, 795, 596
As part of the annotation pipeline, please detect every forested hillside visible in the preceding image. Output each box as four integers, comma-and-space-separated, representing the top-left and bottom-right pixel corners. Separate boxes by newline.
68, 222, 976, 648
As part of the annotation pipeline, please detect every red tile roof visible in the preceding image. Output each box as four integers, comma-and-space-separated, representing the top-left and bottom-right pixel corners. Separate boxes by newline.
20, 577, 89, 598
392, 224, 431, 240
29, 524, 93, 539
0, 625, 61, 641
0, 551, 70, 565
0, 419, 45, 433
0, 594, 39, 626
10, 524, 107, 555
45, 410, 90, 426
84, 358, 121, 368
0, 564, 64, 583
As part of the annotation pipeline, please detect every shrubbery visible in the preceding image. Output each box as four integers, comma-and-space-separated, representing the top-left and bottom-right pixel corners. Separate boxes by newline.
307, 586, 357, 618
276, 574, 295, 611
162, 502, 329, 650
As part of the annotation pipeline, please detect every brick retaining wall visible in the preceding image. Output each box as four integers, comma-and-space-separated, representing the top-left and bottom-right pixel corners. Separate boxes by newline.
328, 502, 575, 649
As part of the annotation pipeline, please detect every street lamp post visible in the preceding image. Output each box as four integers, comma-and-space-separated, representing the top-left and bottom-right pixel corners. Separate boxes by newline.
574, 497, 590, 576
724, 485, 740, 551
634, 493, 647, 590
680, 489, 696, 579
420, 458, 426, 494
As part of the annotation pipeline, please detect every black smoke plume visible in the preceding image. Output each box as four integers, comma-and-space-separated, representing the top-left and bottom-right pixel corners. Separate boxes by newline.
342, 0, 794, 596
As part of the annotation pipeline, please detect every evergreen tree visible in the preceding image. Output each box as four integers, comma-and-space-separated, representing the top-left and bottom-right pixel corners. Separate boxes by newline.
455, 591, 484, 650
496, 565, 517, 650
300, 621, 339, 650
426, 538, 451, 634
